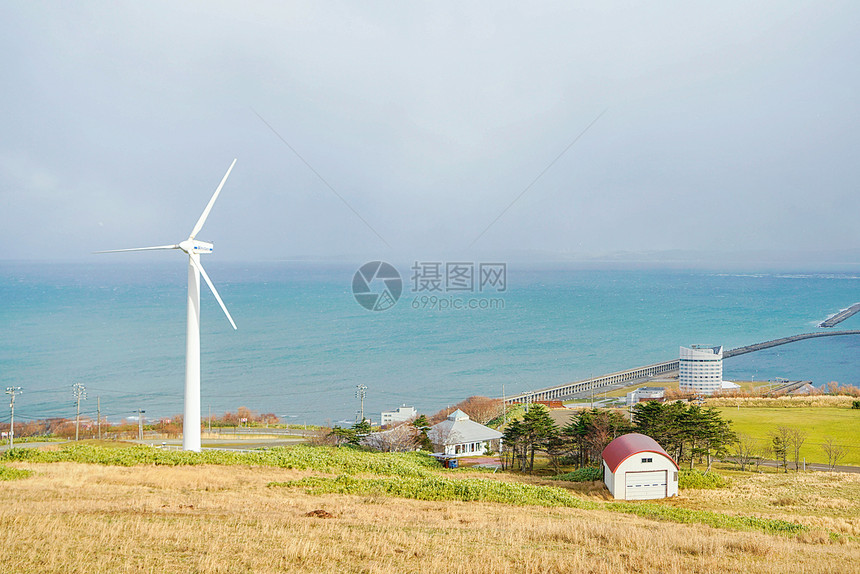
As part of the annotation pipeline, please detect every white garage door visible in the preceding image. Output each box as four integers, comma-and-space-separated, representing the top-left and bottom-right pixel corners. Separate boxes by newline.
625, 470, 667, 500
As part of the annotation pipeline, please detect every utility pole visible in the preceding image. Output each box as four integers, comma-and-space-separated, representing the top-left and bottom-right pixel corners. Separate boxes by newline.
6, 387, 22, 449
137, 409, 146, 440
355, 384, 367, 423
73, 382, 86, 441
590, 373, 594, 409
502, 384, 507, 427
208, 404, 211, 434
97, 396, 101, 440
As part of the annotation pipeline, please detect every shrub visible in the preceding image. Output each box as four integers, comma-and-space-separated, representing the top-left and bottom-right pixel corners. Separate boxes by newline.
607, 501, 805, 535
679, 469, 729, 490
0, 465, 33, 481
552, 467, 603, 482
852, 400, 860, 410
272, 475, 601, 509
0, 444, 441, 476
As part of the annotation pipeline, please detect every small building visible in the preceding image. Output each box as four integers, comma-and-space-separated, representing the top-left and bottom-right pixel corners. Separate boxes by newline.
534, 400, 565, 409
380, 405, 417, 426
428, 409, 503, 458
625, 386, 666, 406
602, 433, 679, 500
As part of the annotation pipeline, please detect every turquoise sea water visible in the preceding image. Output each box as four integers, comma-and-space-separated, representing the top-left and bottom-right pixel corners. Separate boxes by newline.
1, 261, 858, 425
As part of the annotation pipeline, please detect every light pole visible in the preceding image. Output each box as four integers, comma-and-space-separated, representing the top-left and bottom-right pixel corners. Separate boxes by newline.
6, 387, 22, 448
137, 409, 146, 440
73, 383, 87, 441
355, 385, 367, 423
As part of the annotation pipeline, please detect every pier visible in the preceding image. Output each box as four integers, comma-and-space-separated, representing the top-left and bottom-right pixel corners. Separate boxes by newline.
819, 303, 860, 328
504, 329, 860, 404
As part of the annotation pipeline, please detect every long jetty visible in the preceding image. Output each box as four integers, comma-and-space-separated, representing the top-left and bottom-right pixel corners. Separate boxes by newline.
723, 330, 860, 358
504, 329, 860, 404
820, 303, 860, 328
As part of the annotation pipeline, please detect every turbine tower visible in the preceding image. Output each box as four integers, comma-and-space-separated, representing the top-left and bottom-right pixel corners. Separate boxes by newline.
98, 159, 238, 451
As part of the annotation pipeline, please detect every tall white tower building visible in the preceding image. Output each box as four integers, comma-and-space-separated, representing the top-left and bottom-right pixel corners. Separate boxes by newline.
679, 345, 723, 395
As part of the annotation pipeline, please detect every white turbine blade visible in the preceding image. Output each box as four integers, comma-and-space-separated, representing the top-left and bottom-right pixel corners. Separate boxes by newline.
189, 159, 237, 239
94, 244, 179, 254
190, 256, 238, 330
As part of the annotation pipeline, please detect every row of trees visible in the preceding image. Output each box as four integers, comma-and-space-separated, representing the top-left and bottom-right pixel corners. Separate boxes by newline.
501, 402, 737, 473
0, 405, 282, 442
666, 381, 860, 400
733, 427, 847, 472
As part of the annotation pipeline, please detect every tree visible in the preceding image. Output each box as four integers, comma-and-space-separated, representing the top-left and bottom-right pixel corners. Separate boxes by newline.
363, 423, 419, 452
328, 426, 355, 446
698, 407, 737, 472
329, 420, 372, 447
786, 427, 807, 472
633, 402, 735, 470
520, 404, 558, 472
501, 405, 558, 472
429, 396, 504, 425
681, 404, 708, 469
771, 426, 790, 473
632, 401, 687, 462
563, 408, 631, 468
412, 415, 433, 451
500, 419, 524, 471
732, 433, 761, 472
821, 436, 846, 471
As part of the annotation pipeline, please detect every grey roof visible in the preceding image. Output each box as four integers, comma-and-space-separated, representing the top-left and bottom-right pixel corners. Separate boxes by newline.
428, 410, 503, 445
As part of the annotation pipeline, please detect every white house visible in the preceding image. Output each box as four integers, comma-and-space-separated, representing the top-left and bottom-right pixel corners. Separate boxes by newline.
380, 405, 417, 426
602, 433, 679, 500
428, 409, 503, 458
625, 386, 666, 406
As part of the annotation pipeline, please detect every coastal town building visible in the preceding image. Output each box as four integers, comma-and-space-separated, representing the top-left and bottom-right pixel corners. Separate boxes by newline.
625, 386, 666, 406
380, 405, 417, 426
428, 409, 502, 458
679, 345, 723, 395
602, 433, 679, 500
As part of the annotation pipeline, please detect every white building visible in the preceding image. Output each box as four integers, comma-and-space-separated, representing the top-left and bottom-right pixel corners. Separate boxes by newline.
625, 386, 666, 406
721, 380, 741, 391
679, 345, 723, 395
380, 405, 417, 426
602, 433, 679, 500
428, 409, 503, 458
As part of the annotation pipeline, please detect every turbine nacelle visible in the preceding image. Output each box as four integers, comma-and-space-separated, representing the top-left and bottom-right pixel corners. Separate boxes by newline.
179, 239, 214, 254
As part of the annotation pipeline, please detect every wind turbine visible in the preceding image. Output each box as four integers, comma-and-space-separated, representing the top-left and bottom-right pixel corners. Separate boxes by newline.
98, 159, 238, 451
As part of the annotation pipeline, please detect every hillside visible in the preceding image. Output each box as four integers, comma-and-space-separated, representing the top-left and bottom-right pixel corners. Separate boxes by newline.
1, 445, 858, 573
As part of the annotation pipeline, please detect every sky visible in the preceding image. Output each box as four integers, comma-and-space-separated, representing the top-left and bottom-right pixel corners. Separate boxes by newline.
2, 1, 859, 266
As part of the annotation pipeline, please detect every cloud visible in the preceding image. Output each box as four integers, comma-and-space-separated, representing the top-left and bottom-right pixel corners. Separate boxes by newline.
1, 1, 858, 263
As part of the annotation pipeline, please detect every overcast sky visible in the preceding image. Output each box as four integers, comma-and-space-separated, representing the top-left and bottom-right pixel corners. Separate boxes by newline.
2, 1, 858, 265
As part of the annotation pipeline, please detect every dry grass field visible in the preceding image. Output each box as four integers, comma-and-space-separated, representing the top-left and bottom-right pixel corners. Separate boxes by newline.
2, 461, 858, 574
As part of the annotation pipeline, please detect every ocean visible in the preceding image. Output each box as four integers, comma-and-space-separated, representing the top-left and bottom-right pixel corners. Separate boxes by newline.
1, 261, 858, 425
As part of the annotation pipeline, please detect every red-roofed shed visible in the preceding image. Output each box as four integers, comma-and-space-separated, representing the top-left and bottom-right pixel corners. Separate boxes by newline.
602, 433, 678, 500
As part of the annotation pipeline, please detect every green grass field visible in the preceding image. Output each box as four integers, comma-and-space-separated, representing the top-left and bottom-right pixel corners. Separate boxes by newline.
717, 406, 860, 466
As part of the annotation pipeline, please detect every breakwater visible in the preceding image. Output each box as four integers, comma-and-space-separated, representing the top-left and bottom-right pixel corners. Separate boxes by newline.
820, 303, 860, 328
505, 330, 860, 404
